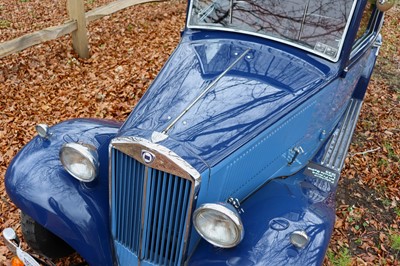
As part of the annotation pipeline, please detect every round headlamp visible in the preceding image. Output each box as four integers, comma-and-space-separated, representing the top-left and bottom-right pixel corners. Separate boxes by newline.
193, 203, 244, 248
60, 143, 99, 182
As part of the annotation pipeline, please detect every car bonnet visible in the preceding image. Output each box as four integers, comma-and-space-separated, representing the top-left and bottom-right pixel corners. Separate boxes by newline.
118, 37, 326, 171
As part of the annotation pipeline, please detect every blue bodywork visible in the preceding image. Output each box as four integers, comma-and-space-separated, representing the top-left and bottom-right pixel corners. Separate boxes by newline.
5, 119, 121, 265
5, 0, 383, 265
189, 172, 337, 266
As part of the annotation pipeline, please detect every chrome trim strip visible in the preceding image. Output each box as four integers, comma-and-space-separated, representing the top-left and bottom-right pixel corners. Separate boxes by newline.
334, 0, 358, 60
350, 10, 381, 59
186, 0, 359, 62
321, 98, 363, 170
108, 144, 112, 220
108, 144, 118, 264
138, 166, 149, 265
188, 24, 338, 61
111, 137, 201, 188
162, 48, 251, 134
373, 18, 384, 56
181, 180, 196, 264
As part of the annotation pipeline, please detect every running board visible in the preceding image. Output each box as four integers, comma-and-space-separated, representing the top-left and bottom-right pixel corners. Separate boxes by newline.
321, 98, 363, 171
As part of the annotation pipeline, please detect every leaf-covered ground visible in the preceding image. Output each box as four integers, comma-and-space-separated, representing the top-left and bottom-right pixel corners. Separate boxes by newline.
326, 7, 400, 264
0, 0, 399, 265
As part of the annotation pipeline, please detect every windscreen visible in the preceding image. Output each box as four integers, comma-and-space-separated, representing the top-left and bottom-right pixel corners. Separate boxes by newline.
188, 0, 356, 60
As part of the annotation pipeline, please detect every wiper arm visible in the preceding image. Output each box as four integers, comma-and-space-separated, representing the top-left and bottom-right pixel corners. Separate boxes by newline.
298, 0, 311, 40
199, 3, 215, 21
229, 0, 234, 23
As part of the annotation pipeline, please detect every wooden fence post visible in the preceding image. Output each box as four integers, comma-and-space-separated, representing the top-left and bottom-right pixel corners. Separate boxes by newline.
67, 0, 90, 58
0, 0, 163, 59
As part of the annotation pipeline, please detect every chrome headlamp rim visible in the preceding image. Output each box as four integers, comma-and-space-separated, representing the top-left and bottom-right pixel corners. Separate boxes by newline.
193, 202, 244, 248
60, 142, 99, 182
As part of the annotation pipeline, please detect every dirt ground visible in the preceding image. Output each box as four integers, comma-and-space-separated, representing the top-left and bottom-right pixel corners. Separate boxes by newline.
0, 0, 399, 265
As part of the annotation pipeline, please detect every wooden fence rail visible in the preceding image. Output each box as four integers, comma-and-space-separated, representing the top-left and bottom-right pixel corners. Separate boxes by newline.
0, 0, 161, 59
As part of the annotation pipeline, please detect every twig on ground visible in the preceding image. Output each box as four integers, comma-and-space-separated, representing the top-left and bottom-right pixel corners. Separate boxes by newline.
350, 147, 381, 157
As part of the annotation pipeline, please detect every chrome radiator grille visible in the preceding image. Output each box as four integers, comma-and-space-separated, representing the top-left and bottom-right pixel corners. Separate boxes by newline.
111, 148, 193, 265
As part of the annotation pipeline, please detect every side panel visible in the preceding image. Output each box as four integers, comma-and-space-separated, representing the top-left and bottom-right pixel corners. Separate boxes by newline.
5, 119, 122, 266
206, 77, 350, 202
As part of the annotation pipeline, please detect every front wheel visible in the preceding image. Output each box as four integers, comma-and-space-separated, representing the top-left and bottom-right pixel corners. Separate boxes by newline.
21, 212, 75, 259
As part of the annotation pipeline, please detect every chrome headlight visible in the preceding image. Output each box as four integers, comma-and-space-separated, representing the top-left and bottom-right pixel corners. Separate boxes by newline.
193, 203, 244, 248
60, 143, 99, 182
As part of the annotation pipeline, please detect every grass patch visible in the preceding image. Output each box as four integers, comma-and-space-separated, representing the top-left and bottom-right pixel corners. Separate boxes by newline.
0, 19, 11, 28
127, 23, 134, 32
384, 142, 399, 162
375, 8, 400, 92
382, 198, 391, 208
391, 234, 400, 251
327, 248, 352, 266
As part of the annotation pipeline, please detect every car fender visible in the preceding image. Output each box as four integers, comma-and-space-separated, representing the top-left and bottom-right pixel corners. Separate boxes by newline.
188, 171, 336, 266
5, 118, 121, 265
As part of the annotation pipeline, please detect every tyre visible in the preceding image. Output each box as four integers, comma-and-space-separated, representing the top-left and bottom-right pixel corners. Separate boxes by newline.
21, 212, 75, 259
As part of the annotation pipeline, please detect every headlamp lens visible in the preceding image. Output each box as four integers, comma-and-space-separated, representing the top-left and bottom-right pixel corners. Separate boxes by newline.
193, 203, 244, 248
60, 143, 98, 182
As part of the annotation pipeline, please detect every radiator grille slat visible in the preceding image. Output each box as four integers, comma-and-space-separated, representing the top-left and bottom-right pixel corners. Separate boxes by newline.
111, 148, 193, 265
176, 180, 191, 265
154, 170, 167, 263
171, 179, 185, 265
112, 150, 145, 253
142, 170, 155, 259
164, 177, 179, 263
160, 175, 173, 262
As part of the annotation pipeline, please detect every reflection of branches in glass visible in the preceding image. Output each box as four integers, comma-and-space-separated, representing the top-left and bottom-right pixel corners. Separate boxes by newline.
300, 0, 352, 46
191, 0, 354, 57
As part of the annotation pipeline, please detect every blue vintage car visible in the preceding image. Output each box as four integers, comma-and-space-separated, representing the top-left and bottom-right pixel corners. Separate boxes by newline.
2, 0, 395, 265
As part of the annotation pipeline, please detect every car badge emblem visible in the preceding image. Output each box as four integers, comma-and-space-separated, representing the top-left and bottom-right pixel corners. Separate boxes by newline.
141, 150, 155, 164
